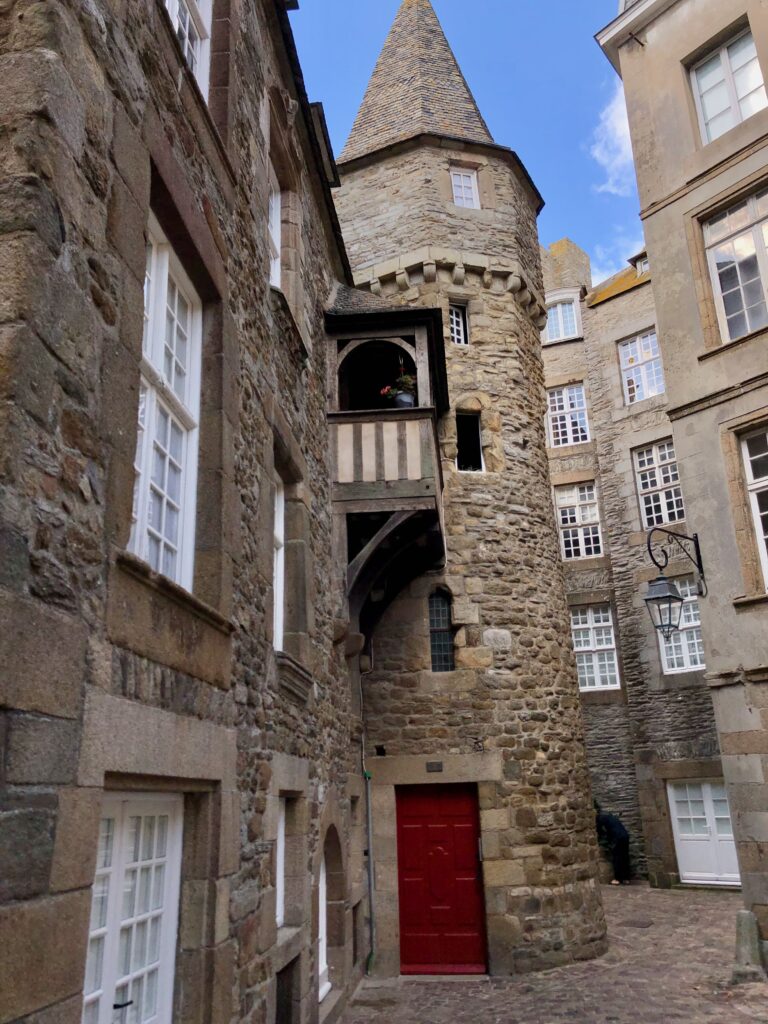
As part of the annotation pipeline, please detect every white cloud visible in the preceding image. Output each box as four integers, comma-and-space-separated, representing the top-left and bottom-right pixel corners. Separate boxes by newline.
590, 226, 646, 286
590, 82, 636, 198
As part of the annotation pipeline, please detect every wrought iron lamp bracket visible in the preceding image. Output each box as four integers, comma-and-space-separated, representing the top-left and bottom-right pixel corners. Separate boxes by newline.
646, 528, 707, 596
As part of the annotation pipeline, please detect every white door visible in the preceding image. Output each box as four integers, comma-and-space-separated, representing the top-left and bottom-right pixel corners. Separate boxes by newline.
668, 780, 740, 885
82, 794, 184, 1024
318, 855, 331, 1002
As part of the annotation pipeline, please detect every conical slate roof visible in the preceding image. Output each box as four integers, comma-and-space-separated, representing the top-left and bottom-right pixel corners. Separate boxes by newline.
339, 0, 493, 164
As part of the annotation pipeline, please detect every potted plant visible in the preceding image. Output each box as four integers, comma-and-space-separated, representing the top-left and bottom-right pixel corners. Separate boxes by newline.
381, 361, 417, 408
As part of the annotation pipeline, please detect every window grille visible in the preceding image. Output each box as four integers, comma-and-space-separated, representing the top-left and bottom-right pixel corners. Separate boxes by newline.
619, 331, 666, 405
450, 304, 469, 346
450, 168, 480, 209
429, 592, 455, 672
570, 605, 620, 690
659, 576, 706, 673
555, 483, 603, 560
547, 385, 590, 447
634, 440, 685, 528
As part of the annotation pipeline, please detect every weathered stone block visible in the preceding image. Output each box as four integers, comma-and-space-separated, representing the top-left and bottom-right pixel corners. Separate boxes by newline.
483, 859, 526, 887
0, 806, 55, 901
6, 714, 79, 784
0, 890, 89, 1023
49, 787, 101, 893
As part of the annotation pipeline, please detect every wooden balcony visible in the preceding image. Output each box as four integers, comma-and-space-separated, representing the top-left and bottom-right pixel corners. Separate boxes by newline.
328, 407, 443, 513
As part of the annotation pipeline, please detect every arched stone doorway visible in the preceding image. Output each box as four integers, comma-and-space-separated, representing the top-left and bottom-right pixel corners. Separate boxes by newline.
317, 824, 345, 1003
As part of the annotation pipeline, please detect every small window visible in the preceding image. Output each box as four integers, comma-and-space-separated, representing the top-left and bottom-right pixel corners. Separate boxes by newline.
163, 0, 212, 97
570, 605, 621, 691
82, 794, 184, 1024
268, 166, 282, 288
449, 304, 469, 346
742, 426, 768, 589
555, 483, 603, 560
429, 591, 455, 672
636, 256, 650, 276
130, 214, 202, 590
544, 300, 579, 343
704, 188, 768, 343
456, 412, 484, 472
619, 331, 666, 405
450, 168, 480, 209
276, 797, 286, 927
691, 29, 767, 144
659, 576, 706, 673
634, 439, 685, 528
273, 475, 286, 650
547, 385, 590, 447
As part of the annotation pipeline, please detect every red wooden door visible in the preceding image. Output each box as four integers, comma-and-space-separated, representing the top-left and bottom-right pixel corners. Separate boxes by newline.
396, 784, 487, 974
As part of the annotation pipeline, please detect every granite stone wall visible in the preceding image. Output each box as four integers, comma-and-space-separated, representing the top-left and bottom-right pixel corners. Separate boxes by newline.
0, 2, 362, 1022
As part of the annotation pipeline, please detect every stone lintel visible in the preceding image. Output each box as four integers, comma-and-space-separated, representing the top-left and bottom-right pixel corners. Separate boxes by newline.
367, 750, 503, 787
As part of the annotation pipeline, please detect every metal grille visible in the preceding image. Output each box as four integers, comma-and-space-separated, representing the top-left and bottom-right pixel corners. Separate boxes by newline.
429, 592, 455, 672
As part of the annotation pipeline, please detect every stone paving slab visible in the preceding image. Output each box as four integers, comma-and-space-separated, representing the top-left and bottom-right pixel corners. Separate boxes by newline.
341, 885, 768, 1024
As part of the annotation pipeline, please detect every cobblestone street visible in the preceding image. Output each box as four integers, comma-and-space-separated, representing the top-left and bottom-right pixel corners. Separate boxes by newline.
341, 885, 768, 1024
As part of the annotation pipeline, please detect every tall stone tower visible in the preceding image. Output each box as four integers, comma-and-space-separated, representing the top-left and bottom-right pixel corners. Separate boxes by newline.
333, 0, 607, 976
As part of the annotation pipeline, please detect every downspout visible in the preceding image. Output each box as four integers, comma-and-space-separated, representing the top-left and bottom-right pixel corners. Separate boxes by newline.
360, 643, 376, 975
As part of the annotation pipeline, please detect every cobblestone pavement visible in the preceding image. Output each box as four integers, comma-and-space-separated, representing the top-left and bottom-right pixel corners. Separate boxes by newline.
341, 885, 768, 1024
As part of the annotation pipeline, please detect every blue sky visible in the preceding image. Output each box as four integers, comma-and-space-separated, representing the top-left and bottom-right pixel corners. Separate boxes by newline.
289, 0, 643, 284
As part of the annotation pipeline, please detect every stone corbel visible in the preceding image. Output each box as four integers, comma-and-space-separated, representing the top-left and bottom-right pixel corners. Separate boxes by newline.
506, 273, 522, 294
370, 276, 382, 296
396, 268, 410, 291
423, 261, 437, 283
452, 263, 466, 285
517, 288, 531, 306
482, 270, 493, 289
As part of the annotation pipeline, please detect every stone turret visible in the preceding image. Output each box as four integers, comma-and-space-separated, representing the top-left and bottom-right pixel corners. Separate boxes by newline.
334, 0, 607, 978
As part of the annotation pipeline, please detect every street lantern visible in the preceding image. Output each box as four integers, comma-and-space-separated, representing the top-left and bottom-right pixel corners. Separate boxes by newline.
644, 574, 685, 641
643, 527, 707, 638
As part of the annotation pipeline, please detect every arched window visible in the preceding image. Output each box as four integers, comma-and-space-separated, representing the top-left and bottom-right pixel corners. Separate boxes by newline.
429, 591, 455, 672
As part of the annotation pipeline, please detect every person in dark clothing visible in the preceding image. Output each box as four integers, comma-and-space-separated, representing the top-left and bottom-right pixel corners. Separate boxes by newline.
595, 804, 632, 884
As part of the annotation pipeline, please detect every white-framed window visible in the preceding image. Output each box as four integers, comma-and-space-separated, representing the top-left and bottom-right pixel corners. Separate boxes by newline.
742, 425, 768, 589
704, 188, 768, 343
544, 298, 580, 343
634, 439, 685, 528
555, 482, 603, 560
450, 167, 480, 209
82, 793, 184, 1024
547, 385, 590, 447
691, 29, 767, 144
276, 797, 286, 928
130, 215, 202, 590
659, 575, 706, 674
619, 331, 666, 405
163, 0, 212, 98
273, 474, 285, 650
449, 304, 469, 346
636, 255, 650, 276
571, 605, 620, 691
268, 165, 282, 288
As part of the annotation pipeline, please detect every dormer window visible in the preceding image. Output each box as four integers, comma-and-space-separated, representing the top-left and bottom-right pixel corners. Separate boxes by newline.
450, 168, 480, 209
164, 0, 212, 98
543, 290, 582, 343
691, 28, 767, 144
636, 255, 649, 276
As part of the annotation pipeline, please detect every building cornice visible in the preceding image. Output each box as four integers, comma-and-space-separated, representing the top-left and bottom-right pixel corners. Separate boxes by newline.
596, 0, 680, 73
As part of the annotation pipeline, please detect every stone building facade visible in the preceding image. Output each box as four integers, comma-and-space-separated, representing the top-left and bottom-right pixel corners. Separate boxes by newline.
599, 0, 768, 975
0, 1, 366, 1022
0, 4, 608, 1024
334, 0, 606, 980
541, 239, 726, 888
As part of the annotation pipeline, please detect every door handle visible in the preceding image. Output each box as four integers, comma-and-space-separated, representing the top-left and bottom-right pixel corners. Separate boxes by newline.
113, 1002, 133, 1011
477, 836, 484, 863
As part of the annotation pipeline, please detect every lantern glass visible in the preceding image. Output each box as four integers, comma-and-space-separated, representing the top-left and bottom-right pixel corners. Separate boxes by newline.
644, 575, 684, 640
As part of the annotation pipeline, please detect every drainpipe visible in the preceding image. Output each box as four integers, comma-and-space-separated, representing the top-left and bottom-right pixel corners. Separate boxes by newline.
359, 643, 376, 975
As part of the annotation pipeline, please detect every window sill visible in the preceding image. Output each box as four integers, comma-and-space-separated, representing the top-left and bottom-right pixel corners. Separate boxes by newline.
547, 441, 595, 455
269, 286, 311, 363
542, 335, 584, 348
275, 651, 314, 705
698, 324, 768, 363
733, 591, 768, 609
106, 552, 233, 688
579, 687, 624, 706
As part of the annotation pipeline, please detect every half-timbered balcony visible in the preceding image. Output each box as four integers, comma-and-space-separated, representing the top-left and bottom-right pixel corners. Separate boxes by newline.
324, 291, 449, 631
